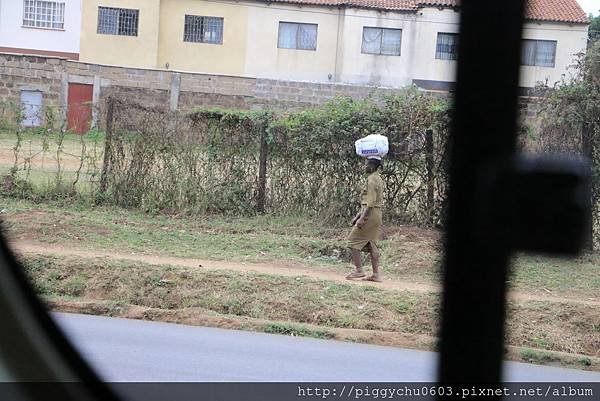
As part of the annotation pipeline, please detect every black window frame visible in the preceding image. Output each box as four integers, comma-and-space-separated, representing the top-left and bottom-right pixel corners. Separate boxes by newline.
97, 6, 139, 37
183, 15, 224, 45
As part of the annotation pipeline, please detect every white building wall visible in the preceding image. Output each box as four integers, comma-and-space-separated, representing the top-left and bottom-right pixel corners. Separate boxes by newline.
520, 21, 589, 88
409, 8, 459, 86
335, 8, 417, 87
244, 4, 588, 89
244, 2, 339, 83
0, 0, 81, 56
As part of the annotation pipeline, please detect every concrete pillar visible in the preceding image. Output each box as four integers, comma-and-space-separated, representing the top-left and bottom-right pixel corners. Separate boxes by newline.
60, 69, 68, 126
169, 72, 181, 111
92, 75, 101, 128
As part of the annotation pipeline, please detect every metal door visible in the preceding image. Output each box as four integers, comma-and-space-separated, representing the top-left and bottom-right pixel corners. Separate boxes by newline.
20, 90, 43, 127
67, 83, 93, 134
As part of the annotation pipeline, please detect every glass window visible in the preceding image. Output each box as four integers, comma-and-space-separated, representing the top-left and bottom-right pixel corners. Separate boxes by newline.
278, 22, 317, 51
97, 7, 139, 36
22, 0, 65, 30
436, 33, 459, 60
521, 39, 557, 67
184, 15, 224, 44
362, 27, 402, 56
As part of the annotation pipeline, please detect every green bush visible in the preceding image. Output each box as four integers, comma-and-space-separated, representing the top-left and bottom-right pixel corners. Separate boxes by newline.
99, 88, 451, 225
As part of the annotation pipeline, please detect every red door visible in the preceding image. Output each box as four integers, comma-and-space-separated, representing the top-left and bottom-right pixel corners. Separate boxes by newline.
67, 83, 93, 134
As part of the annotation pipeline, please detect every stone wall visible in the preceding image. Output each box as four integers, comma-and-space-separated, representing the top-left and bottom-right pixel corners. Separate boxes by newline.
0, 52, 542, 127
0, 55, 64, 113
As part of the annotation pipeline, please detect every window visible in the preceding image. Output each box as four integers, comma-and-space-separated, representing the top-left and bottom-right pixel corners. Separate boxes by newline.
361, 27, 402, 56
521, 39, 556, 67
436, 33, 458, 60
184, 15, 224, 44
20, 90, 43, 127
278, 22, 317, 50
97, 7, 139, 36
22, 0, 65, 29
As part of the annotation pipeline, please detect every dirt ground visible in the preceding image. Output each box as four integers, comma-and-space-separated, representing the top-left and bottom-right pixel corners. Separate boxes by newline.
12, 241, 600, 308
2, 199, 599, 372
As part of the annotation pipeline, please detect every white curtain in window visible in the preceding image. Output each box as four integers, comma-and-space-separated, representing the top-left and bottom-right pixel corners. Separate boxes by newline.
436, 33, 457, 60
535, 40, 556, 67
521, 40, 537, 66
202, 17, 223, 44
278, 22, 298, 49
381, 29, 401, 56
297, 24, 317, 50
362, 27, 382, 54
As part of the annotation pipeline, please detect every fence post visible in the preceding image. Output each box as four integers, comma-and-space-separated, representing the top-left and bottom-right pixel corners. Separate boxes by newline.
257, 122, 268, 213
581, 122, 595, 251
99, 97, 115, 196
425, 128, 435, 225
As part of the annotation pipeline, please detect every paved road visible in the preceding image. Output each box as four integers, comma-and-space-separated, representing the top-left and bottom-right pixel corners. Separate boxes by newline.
54, 312, 600, 382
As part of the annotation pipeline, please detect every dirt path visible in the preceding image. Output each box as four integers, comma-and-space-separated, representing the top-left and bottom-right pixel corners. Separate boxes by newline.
12, 240, 600, 307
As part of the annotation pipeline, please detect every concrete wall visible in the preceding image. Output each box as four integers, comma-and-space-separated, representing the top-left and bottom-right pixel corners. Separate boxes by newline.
157, 0, 248, 75
243, 2, 340, 83
75, 0, 589, 89
409, 8, 459, 87
335, 8, 417, 87
0, 53, 400, 121
0, 55, 64, 113
79, 0, 161, 68
520, 21, 589, 88
0, 0, 81, 58
0, 52, 552, 130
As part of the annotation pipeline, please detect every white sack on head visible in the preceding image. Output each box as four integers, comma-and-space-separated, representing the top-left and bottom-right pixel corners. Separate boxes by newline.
355, 134, 389, 159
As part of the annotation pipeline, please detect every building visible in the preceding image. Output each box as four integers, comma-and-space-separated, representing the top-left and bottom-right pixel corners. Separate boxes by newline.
78, 0, 590, 90
0, 0, 82, 60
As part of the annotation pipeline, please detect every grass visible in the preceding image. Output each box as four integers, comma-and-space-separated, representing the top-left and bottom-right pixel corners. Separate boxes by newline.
22, 254, 436, 334
3, 196, 600, 300
0, 130, 104, 195
0, 196, 348, 265
510, 253, 600, 299
261, 323, 335, 339
520, 349, 557, 365
19, 254, 600, 362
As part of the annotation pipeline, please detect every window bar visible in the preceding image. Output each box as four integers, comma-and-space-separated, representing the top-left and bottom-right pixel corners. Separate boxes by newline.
437, 0, 526, 389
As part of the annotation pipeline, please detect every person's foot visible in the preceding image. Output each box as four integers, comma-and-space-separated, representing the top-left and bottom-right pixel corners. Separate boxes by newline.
362, 275, 382, 283
346, 271, 366, 279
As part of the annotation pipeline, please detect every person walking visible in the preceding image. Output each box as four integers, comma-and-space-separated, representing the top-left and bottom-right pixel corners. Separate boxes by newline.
346, 157, 384, 282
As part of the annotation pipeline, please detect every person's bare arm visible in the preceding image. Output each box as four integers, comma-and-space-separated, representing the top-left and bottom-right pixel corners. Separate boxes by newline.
351, 211, 362, 226
356, 207, 372, 228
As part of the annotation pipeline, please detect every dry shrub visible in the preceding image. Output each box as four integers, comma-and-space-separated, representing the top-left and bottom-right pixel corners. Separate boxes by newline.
101, 88, 452, 225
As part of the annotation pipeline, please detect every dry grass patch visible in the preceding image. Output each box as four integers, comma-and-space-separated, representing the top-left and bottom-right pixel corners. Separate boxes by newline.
20, 254, 600, 368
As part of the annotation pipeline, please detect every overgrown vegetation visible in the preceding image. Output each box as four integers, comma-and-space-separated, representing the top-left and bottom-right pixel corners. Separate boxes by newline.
0, 101, 104, 200
98, 88, 450, 225
2, 46, 600, 248
532, 41, 600, 247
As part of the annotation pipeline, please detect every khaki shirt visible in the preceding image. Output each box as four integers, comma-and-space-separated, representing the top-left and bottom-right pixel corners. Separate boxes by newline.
360, 171, 384, 208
